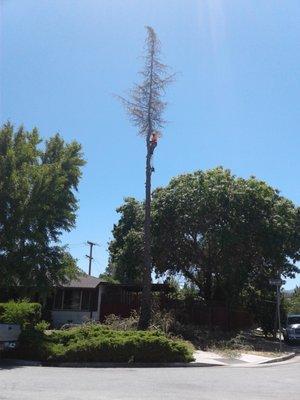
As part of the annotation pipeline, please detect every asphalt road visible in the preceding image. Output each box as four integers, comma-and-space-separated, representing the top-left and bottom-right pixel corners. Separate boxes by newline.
0, 357, 299, 400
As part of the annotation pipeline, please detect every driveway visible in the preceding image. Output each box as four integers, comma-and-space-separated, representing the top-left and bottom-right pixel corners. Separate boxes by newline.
0, 356, 299, 400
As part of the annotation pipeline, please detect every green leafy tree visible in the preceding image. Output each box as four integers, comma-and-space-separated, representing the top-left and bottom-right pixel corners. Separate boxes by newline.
152, 168, 300, 311
107, 198, 144, 284
0, 122, 85, 297
109, 167, 300, 328
286, 287, 300, 314
153, 168, 299, 330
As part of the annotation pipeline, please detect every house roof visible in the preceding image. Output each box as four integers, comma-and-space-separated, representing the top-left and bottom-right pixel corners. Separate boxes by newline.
61, 275, 102, 289
59, 275, 171, 292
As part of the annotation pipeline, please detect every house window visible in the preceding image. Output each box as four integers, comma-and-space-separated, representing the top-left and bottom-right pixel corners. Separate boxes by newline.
63, 289, 81, 310
91, 290, 99, 311
53, 288, 99, 311
80, 290, 98, 311
54, 289, 63, 309
81, 290, 91, 311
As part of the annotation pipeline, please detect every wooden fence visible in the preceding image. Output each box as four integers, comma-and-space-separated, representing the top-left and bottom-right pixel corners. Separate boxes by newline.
100, 290, 253, 330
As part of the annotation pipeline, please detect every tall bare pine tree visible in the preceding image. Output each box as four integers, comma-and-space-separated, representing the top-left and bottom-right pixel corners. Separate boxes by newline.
119, 27, 173, 329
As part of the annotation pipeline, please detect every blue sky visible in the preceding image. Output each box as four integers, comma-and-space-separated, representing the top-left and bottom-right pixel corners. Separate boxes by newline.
1, 0, 300, 289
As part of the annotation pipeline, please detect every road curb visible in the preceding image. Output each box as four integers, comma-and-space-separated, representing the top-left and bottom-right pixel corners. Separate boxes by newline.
0, 359, 42, 367
0, 358, 223, 368
260, 352, 296, 364
48, 361, 223, 368
2, 353, 295, 368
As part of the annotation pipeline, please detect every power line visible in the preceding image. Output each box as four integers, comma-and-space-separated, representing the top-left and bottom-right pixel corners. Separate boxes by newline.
65, 242, 87, 248
93, 257, 102, 266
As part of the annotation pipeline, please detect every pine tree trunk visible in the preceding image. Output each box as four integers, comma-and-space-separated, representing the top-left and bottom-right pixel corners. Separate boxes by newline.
119, 27, 172, 329
138, 33, 155, 330
138, 143, 152, 329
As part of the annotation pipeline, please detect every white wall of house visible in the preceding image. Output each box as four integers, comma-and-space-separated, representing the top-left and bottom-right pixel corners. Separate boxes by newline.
51, 310, 99, 327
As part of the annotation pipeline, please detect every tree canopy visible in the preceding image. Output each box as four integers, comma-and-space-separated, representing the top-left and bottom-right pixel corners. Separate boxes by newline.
108, 168, 300, 316
107, 198, 144, 284
286, 287, 300, 314
0, 123, 85, 295
152, 168, 300, 305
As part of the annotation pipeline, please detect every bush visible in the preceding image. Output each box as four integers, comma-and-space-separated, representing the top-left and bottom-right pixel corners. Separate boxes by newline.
103, 308, 176, 335
171, 321, 206, 343
103, 312, 139, 331
11, 324, 194, 363
14, 326, 50, 360
286, 287, 300, 314
150, 308, 175, 334
209, 333, 254, 355
35, 320, 50, 332
0, 300, 41, 328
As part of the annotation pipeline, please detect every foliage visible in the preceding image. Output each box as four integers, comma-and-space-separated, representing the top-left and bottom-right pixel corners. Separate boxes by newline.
153, 168, 300, 332
152, 168, 300, 310
9, 320, 50, 361
150, 307, 176, 334
35, 320, 50, 332
103, 308, 176, 336
170, 322, 206, 343
15, 326, 48, 360
286, 287, 300, 314
103, 311, 139, 331
98, 273, 120, 284
209, 333, 254, 358
0, 122, 85, 295
243, 290, 277, 336
10, 324, 194, 363
0, 300, 41, 328
165, 278, 201, 301
118, 26, 173, 138
108, 167, 300, 329
107, 198, 144, 284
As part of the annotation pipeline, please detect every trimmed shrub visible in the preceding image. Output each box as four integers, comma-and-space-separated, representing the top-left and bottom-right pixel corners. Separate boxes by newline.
11, 324, 194, 363
35, 320, 50, 332
0, 300, 41, 328
14, 327, 50, 361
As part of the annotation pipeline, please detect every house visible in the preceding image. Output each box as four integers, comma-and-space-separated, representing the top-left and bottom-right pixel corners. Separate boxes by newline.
51, 275, 169, 327
51, 275, 102, 327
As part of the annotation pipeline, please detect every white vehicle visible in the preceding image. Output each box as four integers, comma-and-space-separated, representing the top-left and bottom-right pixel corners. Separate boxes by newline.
282, 314, 300, 343
0, 323, 21, 351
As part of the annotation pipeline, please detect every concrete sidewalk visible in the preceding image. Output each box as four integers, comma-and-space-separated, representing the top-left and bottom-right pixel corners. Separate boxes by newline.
193, 350, 295, 366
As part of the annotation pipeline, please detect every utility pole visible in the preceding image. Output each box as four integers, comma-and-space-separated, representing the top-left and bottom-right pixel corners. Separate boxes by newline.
86, 241, 97, 276
86, 241, 99, 320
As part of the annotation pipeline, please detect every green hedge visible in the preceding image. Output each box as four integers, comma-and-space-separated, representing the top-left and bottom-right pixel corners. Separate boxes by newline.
0, 300, 41, 328
13, 324, 194, 363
